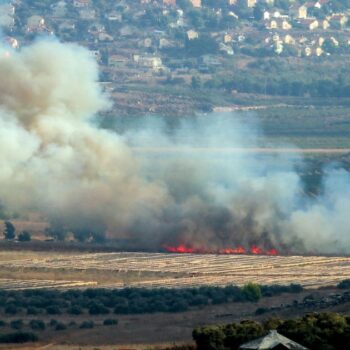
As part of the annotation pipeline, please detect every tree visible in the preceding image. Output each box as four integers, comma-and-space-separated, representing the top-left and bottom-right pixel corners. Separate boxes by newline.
242, 282, 262, 302
18, 231, 31, 242
191, 76, 201, 89
3, 221, 15, 240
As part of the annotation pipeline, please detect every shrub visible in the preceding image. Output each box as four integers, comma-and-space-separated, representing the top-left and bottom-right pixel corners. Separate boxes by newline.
10, 320, 24, 330
49, 319, 58, 327
46, 306, 61, 315
55, 322, 67, 331
18, 231, 31, 242
242, 283, 262, 302
68, 305, 83, 315
0, 332, 38, 343
337, 279, 350, 289
27, 307, 40, 315
29, 320, 45, 331
103, 319, 118, 326
80, 321, 94, 329
5, 305, 18, 315
89, 303, 109, 315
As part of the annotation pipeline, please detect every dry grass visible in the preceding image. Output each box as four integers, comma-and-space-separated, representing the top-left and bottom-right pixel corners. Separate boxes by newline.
0, 251, 349, 290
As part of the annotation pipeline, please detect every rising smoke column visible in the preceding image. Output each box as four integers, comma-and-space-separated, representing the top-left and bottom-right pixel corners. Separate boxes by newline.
0, 39, 349, 254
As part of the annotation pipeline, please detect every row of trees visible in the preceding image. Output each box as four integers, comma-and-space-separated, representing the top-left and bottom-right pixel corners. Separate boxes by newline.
0, 283, 302, 316
193, 312, 350, 350
2, 221, 31, 242
205, 73, 350, 98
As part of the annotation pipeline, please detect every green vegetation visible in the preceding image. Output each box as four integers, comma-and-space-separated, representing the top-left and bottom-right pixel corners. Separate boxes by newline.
0, 284, 302, 316
3, 221, 15, 240
193, 312, 350, 350
0, 332, 38, 343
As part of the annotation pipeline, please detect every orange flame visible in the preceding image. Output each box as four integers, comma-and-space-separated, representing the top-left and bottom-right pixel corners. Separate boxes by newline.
163, 244, 279, 255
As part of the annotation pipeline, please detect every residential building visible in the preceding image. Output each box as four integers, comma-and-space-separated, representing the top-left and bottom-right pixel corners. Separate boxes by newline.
239, 330, 309, 350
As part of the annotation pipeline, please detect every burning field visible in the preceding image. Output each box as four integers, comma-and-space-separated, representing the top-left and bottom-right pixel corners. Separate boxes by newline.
0, 250, 349, 290
1, 39, 350, 257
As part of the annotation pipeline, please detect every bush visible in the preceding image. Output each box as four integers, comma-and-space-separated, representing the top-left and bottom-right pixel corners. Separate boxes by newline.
89, 303, 109, 315
103, 319, 118, 326
0, 332, 38, 343
29, 320, 45, 331
337, 279, 350, 289
68, 305, 83, 315
49, 319, 58, 327
5, 305, 18, 315
80, 321, 94, 329
55, 322, 67, 331
242, 283, 262, 302
17, 231, 31, 242
255, 307, 268, 315
27, 307, 40, 315
10, 320, 24, 330
46, 306, 61, 315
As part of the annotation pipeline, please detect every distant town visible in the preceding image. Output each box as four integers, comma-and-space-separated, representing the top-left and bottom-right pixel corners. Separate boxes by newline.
2, 0, 350, 115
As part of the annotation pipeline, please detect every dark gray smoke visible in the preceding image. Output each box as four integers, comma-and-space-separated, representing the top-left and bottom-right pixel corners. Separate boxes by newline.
0, 40, 349, 254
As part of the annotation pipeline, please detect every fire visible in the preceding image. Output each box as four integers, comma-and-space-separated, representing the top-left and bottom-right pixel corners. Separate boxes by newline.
163, 244, 279, 255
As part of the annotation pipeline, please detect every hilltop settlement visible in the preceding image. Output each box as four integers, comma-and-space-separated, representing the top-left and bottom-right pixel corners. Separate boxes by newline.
2, 0, 350, 115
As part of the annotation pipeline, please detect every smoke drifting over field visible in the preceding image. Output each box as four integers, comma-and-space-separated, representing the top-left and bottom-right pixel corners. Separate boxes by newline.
0, 40, 350, 254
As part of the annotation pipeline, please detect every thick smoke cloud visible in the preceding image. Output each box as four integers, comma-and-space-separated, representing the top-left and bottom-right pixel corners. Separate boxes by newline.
0, 40, 349, 254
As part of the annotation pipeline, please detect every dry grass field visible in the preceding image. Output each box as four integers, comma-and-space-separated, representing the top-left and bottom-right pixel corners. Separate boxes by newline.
0, 251, 349, 290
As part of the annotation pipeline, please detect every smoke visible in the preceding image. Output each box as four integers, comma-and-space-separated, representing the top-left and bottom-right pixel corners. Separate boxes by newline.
0, 39, 349, 254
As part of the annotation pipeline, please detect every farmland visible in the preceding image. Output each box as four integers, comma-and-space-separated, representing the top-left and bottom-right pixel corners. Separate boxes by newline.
0, 251, 350, 290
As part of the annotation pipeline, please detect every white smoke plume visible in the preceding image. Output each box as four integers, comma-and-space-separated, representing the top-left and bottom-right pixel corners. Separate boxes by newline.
0, 39, 349, 254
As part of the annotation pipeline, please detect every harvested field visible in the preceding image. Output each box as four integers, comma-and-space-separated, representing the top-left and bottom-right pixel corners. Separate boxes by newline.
0, 251, 349, 290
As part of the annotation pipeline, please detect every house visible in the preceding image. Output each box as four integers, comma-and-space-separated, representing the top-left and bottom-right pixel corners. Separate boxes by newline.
159, 38, 175, 48
265, 18, 292, 30
4, 36, 18, 49
98, 32, 114, 41
219, 43, 234, 55
329, 14, 348, 28
321, 19, 330, 29
298, 18, 319, 30
190, 0, 201, 7
73, 0, 89, 7
228, 0, 237, 4
107, 11, 122, 22
224, 33, 233, 43
108, 55, 129, 67
284, 34, 295, 44
263, 11, 271, 20
239, 330, 309, 350
52, 1, 67, 17
0, 3, 15, 28
304, 46, 312, 56
316, 47, 323, 56
187, 29, 199, 40
89, 50, 101, 62
26, 15, 45, 32
120, 25, 136, 36
134, 55, 163, 70
290, 4, 308, 19
79, 8, 96, 20
58, 21, 76, 32
247, 0, 257, 7
314, 0, 328, 8
163, 0, 176, 5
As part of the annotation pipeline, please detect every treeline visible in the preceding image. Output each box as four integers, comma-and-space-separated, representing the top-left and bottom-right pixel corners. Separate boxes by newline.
206, 74, 350, 98
0, 317, 119, 344
193, 312, 350, 350
0, 283, 302, 316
